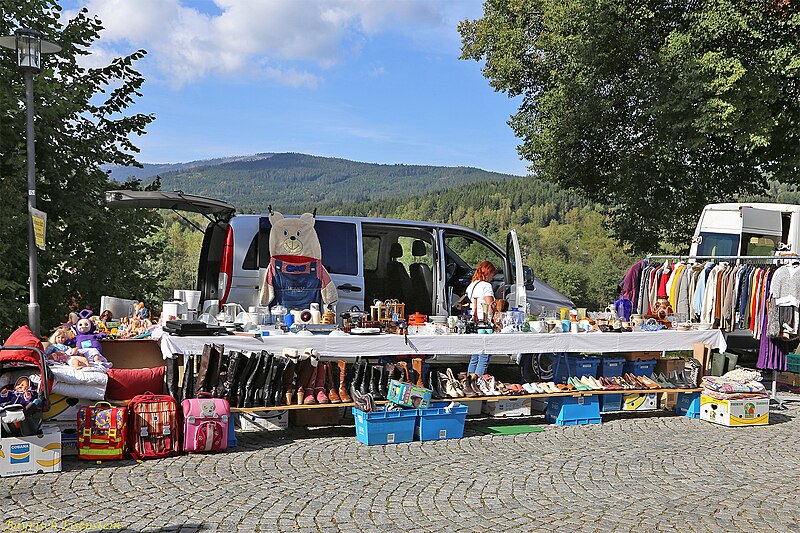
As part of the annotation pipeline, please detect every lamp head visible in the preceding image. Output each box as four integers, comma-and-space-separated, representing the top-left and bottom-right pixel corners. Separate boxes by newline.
0, 28, 61, 73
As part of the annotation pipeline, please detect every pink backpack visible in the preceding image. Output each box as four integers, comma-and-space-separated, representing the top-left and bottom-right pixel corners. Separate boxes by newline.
181, 393, 229, 453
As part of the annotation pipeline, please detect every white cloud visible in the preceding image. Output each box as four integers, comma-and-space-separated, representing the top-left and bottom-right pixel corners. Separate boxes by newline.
62, 0, 473, 88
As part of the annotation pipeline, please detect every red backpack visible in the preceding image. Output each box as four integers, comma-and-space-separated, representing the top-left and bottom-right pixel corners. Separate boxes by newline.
127, 392, 181, 460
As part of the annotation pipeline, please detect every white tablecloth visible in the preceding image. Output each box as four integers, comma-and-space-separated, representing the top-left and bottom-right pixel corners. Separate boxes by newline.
161, 329, 726, 361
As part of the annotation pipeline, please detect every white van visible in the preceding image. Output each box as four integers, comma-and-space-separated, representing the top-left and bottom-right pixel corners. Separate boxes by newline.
690, 203, 799, 258
107, 190, 574, 317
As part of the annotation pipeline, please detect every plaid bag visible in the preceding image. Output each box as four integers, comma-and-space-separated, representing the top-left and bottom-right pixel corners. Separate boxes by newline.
127, 392, 181, 460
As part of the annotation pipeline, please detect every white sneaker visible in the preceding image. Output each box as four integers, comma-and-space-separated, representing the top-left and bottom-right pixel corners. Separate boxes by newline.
522, 383, 536, 393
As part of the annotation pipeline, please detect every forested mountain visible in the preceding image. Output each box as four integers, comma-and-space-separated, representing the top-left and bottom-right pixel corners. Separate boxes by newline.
124, 152, 519, 213
106, 153, 276, 182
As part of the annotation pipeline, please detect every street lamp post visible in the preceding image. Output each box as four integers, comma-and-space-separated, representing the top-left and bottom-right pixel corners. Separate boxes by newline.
0, 29, 61, 336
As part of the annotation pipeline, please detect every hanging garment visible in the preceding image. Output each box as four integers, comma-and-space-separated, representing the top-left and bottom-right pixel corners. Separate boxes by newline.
758, 270, 789, 371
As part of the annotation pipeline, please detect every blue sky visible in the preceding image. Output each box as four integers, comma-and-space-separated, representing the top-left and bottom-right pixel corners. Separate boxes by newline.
59, 0, 526, 176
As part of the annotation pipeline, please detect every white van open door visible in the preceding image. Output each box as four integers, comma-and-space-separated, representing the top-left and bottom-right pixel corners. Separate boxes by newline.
740, 207, 782, 238
506, 229, 528, 312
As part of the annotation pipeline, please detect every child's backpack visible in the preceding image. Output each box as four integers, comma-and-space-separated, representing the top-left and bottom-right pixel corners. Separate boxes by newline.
181, 392, 229, 453
77, 402, 128, 461
127, 392, 181, 460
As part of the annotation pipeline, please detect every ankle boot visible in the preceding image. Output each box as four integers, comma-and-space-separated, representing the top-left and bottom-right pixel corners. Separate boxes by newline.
194, 344, 212, 396
350, 361, 366, 400
244, 352, 266, 408
235, 352, 258, 408
181, 354, 195, 402
220, 351, 244, 404
337, 361, 352, 402
268, 358, 286, 407
412, 358, 424, 387
326, 363, 341, 403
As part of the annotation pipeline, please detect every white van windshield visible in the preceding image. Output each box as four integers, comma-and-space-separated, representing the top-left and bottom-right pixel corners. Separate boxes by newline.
696, 232, 739, 257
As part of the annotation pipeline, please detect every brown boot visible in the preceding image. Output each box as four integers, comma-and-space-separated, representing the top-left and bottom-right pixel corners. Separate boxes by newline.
313, 362, 330, 404
396, 361, 410, 383
337, 361, 352, 402
412, 357, 424, 387
325, 363, 341, 403
282, 361, 295, 405
296, 359, 316, 405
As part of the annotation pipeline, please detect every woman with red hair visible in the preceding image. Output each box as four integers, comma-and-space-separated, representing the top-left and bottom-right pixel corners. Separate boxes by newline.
466, 260, 497, 374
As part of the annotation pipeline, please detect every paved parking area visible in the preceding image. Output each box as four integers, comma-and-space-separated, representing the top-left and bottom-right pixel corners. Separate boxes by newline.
3, 400, 799, 533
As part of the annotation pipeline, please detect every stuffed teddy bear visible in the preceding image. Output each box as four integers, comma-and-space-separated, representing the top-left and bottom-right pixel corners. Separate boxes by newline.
259, 212, 338, 310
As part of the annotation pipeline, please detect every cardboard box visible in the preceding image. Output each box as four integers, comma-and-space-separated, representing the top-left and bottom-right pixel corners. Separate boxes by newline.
655, 358, 686, 377
621, 351, 661, 361
481, 398, 532, 417
693, 344, 712, 381
235, 410, 289, 431
660, 392, 679, 411
466, 400, 483, 416
776, 371, 800, 387
622, 393, 658, 411
290, 407, 344, 426
43, 421, 77, 456
386, 380, 432, 409
699, 395, 769, 427
43, 394, 94, 422
0, 426, 61, 477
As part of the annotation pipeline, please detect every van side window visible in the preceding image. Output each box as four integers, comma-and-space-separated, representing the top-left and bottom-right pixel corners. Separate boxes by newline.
242, 234, 258, 270
363, 236, 380, 271
256, 217, 358, 276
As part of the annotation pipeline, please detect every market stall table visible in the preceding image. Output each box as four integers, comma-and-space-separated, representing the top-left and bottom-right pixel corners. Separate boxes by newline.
160, 329, 727, 361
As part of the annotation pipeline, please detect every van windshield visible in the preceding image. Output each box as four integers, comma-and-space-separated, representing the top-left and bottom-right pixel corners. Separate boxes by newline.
696, 232, 739, 257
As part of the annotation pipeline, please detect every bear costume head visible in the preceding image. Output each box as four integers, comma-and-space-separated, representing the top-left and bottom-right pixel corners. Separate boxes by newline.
259, 212, 338, 309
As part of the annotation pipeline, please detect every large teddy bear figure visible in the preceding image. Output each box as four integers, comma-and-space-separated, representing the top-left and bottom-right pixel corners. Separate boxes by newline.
259, 212, 338, 310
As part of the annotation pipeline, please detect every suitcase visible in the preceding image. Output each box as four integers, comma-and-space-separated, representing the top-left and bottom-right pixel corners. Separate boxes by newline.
77, 402, 128, 461
128, 392, 181, 460
181, 393, 229, 453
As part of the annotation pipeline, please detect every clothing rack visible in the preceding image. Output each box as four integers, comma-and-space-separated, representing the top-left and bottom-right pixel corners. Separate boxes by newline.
644, 254, 795, 409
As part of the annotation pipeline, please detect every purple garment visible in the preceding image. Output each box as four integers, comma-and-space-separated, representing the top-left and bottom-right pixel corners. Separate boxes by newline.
757, 273, 788, 371
621, 260, 645, 306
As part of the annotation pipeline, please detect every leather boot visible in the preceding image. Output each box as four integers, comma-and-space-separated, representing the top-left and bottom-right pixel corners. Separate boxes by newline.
213, 349, 229, 398
166, 356, 181, 401
395, 361, 410, 383
282, 361, 295, 405
235, 352, 258, 408
314, 362, 330, 404
243, 352, 266, 408
254, 351, 274, 407
296, 359, 317, 405
207, 343, 224, 394
368, 365, 384, 400
337, 361, 352, 403
326, 363, 341, 403
268, 358, 286, 407
194, 344, 212, 395
220, 351, 244, 404
412, 358, 424, 387
349, 361, 366, 401
377, 364, 388, 399
181, 354, 195, 402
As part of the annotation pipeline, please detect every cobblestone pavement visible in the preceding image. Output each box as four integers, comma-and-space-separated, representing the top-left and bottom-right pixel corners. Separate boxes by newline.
3, 399, 800, 533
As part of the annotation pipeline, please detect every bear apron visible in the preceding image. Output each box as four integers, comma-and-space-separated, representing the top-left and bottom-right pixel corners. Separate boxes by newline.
272, 258, 323, 310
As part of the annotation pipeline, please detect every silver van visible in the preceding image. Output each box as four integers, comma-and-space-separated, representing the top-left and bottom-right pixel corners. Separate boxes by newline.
107, 190, 574, 317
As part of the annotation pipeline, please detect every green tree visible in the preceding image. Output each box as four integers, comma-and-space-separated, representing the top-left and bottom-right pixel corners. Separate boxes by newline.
0, 1, 159, 336
460, 0, 800, 252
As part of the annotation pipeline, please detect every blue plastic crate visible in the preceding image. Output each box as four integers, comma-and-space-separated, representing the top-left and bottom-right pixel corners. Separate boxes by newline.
552, 355, 601, 384
600, 393, 623, 412
416, 402, 468, 441
674, 392, 701, 418
599, 357, 626, 377
353, 407, 417, 445
623, 359, 657, 376
545, 395, 602, 426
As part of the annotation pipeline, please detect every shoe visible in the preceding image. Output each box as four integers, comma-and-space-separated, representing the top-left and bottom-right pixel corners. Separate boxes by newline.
336, 361, 352, 403
568, 377, 587, 391
522, 383, 536, 394
445, 368, 465, 397
368, 365, 385, 400
258, 352, 276, 407
295, 359, 317, 405
412, 358, 425, 387
220, 351, 244, 405
325, 362, 341, 404
313, 362, 330, 404
638, 375, 660, 389
266, 357, 285, 406
544, 382, 560, 393
396, 361, 411, 383
243, 352, 265, 408
578, 376, 595, 390
481, 374, 501, 395
460, 373, 478, 398
281, 361, 295, 405
349, 361, 366, 400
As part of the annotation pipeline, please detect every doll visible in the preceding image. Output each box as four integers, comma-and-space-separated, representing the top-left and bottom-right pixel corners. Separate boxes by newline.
66, 310, 111, 367
0, 377, 36, 408
45, 328, 73, 364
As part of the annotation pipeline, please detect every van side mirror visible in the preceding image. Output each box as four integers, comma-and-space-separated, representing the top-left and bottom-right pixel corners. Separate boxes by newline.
523, 266, 534, 289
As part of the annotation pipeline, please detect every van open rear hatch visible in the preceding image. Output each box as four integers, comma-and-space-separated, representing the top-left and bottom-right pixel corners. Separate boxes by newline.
105, 190, 235, 222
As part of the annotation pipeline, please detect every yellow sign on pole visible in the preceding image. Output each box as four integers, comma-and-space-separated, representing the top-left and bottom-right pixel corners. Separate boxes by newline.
30, 207, 46, 250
